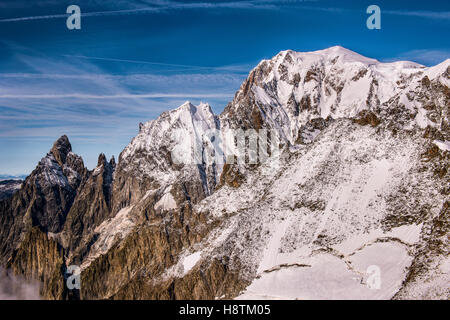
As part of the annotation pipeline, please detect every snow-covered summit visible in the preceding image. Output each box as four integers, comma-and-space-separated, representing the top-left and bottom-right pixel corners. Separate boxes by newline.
221, 46, 446, 146
116, 47, 448, 182
116, 100, 221, 206
294, 45, 379, 65
120, 100, 218, 167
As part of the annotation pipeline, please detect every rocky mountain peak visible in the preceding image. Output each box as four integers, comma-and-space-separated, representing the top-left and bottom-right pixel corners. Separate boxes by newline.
109, 155, 116, 169
97, 153, 107, 167
50, 135, 72, 166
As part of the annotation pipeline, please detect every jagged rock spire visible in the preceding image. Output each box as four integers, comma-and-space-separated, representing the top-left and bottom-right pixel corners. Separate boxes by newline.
50, 135, 72, 166
97, 153, 107, 167
109, 155, 116, 168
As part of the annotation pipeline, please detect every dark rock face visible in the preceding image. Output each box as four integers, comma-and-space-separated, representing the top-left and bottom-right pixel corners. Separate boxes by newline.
50, 135, 72, 167
80, 176, 239, 300
0, 136, 85, 265
24, 135, 87, 234
6, 227, 66, 300
0, 136, 115, 298
218, 164, 244, 188
110, 258, 247, 300
353, 110, 380, 127
60, 153, 116, 265
221, 62, 271, 132
393, 201, 449, 299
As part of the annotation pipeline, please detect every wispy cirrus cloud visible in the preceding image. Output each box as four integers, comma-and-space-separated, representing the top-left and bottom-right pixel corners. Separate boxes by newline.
383, 10, 450, 20
1, 0, 448, 24
0, 93, 234, 99
62, 54, 252, 73
0, 0, 273, 22
0, 42, 247, 171
389, 49, 450, 66
292, 6, 450, 20
0, 0, 322, 22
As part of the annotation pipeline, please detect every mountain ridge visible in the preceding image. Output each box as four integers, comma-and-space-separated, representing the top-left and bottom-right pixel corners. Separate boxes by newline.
0, 46, 448, 300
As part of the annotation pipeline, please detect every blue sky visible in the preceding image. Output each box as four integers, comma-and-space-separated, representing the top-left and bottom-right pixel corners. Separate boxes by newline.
0, 0, 449, 175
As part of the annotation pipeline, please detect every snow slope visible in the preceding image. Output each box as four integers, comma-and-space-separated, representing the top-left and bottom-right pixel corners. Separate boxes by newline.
193, 119, 448, 299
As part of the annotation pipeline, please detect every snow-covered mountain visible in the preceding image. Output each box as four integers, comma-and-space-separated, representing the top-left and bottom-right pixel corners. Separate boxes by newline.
0, 47, 448, 300
221, 46, 448, 143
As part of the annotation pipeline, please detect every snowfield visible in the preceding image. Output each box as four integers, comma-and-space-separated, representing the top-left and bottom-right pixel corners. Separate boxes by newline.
193, 120, 447, 300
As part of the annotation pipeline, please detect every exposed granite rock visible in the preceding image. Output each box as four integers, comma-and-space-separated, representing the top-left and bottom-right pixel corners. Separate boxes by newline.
7, 227, 65, 300
80, 178, 213, 299
393, 201, 449, 299
111, 258, 247, 300
0, 135, 86, 294
218, 164, 244, 189
353, 110, 381, 127
60, 153, 115, 265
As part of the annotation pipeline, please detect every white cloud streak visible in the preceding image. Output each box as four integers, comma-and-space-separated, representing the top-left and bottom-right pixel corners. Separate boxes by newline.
0, 93, 234, 99
0, 44, 243, 167
62, 55, 251, 73
383, 10, 450, 20
0, 1, 448, 23
389, 49, 450, 66
0, 0, 277, 22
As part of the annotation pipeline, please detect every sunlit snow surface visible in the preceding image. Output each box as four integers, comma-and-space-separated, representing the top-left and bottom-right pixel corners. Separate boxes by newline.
194, 120, 447, 300
240, 46, 431, 146
154, 186, 177, 211
237, 227, 419, 300
182, 251, 202, 275
433, 140, 450, 152
81, 205, 135, 269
